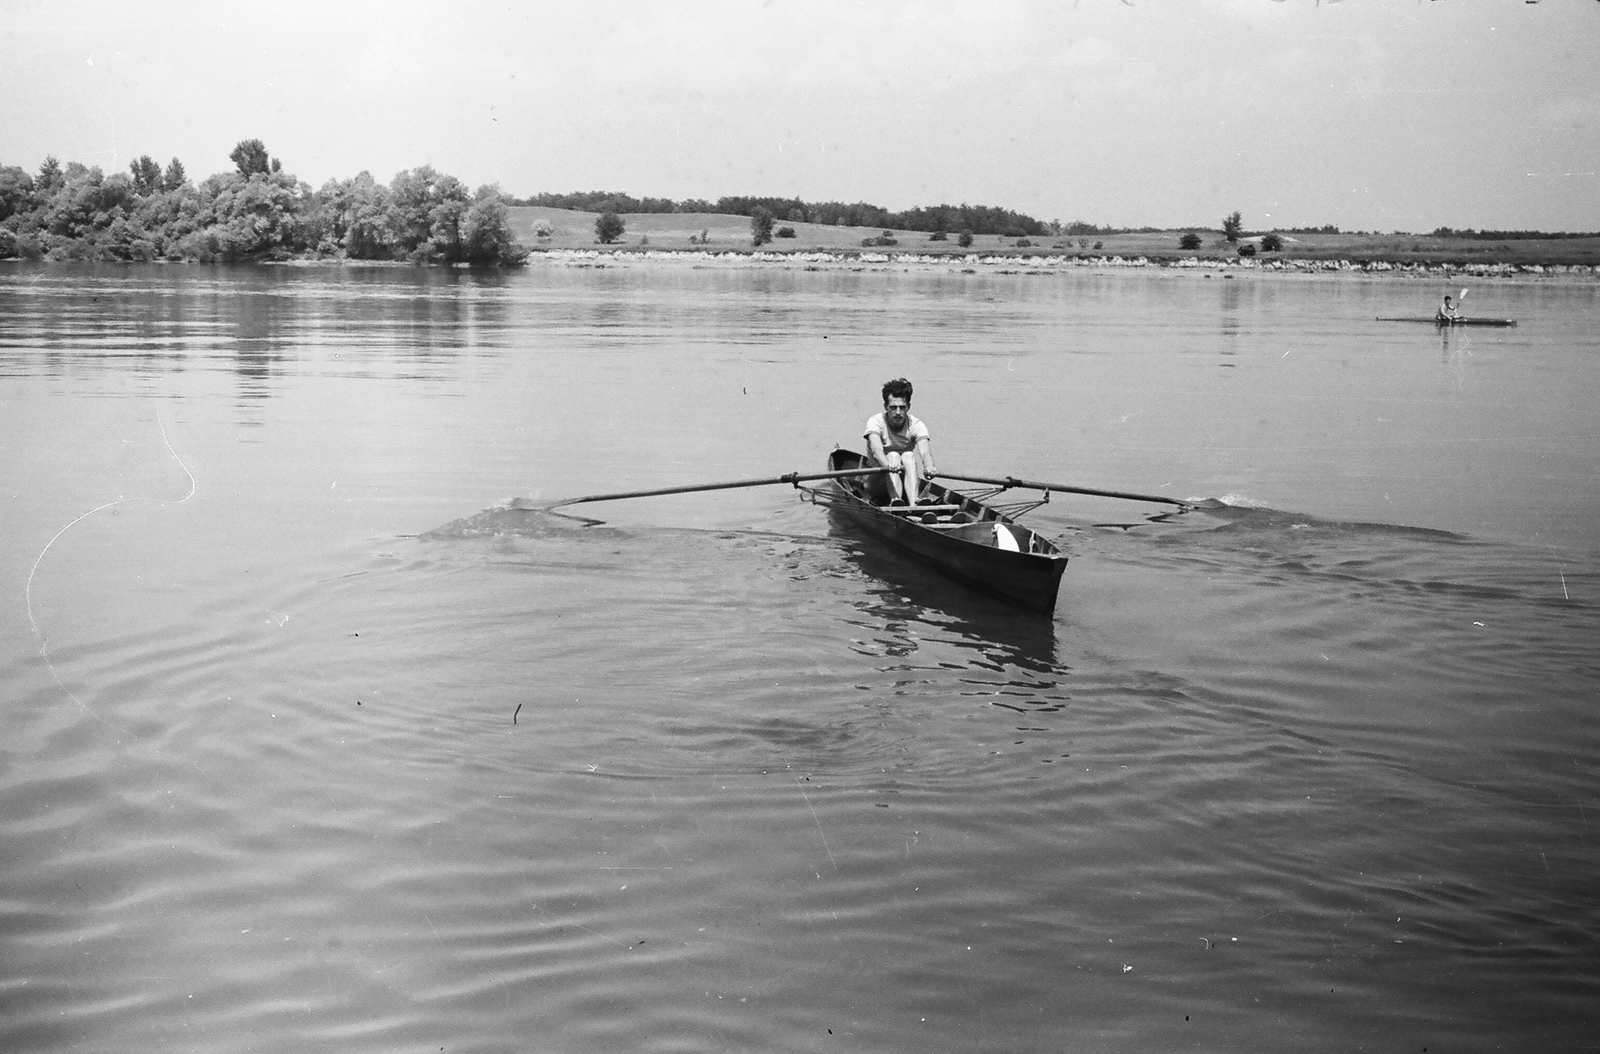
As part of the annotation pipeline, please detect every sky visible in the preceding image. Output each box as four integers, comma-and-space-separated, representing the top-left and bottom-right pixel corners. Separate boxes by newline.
2, 0, 1597, 233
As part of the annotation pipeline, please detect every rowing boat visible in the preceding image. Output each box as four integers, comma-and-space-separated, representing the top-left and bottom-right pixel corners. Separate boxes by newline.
1375, 317, 1517, 327
810, 449, 1069, 613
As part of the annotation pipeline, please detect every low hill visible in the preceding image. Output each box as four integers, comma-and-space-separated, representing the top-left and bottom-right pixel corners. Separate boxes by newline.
505, 207, 1600, 268
507, 206, 950, 253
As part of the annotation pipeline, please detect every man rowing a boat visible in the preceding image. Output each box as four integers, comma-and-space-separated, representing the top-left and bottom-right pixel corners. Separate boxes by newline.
1437, 294, 1460, 323
864, 377, 937, 506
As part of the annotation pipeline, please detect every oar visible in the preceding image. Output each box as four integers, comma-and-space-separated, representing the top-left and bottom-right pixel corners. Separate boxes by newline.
544, 466, 893, 509
936, 471, 1199, 509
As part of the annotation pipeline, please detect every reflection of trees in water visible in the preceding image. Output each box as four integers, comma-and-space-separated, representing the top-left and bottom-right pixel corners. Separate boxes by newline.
1217, 275, 1244, 356
216, 268, 528, 408
231, 284, 277, 404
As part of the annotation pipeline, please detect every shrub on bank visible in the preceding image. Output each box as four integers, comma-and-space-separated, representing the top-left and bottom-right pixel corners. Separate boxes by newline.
595, 211, 625, 244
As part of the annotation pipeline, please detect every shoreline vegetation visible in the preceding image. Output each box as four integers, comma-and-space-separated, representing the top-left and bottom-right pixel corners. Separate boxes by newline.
2, 142, 1596, 276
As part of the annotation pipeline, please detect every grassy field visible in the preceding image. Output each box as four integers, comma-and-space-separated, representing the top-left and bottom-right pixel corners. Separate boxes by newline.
507, 207, 1600, 269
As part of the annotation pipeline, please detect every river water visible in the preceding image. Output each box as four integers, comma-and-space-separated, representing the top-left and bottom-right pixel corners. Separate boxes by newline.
2, 260, 1597, 1052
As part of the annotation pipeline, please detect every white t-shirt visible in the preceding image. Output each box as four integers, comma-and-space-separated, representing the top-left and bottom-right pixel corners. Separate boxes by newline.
864, 411, 930, 456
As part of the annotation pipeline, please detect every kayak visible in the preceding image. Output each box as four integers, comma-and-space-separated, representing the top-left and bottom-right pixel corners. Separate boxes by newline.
1376, 316, 1517, 327
810, 449, 1069, 613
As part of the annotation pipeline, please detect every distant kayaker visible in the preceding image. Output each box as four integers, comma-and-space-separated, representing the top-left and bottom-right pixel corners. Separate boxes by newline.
1437, 294, 1460, 323
865, 377, 937, 506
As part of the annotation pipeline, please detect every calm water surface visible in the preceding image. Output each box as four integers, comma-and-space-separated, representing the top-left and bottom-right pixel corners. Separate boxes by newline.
2, 261, 1597, 1052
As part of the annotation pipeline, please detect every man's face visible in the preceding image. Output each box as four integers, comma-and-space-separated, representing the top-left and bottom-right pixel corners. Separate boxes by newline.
884, 396, 910, 429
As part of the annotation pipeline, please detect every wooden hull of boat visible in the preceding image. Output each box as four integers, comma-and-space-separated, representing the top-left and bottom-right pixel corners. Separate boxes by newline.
1376, 317, 1517, 327
825, 449, 1068, 614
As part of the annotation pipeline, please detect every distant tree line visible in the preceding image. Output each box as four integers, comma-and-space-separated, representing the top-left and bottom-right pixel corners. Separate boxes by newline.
1055, 220, 1164, 236
1429, 227, 1600, 241
515, 190, 1057, 238
0, 139, 528, 265
521, 190, 685, 215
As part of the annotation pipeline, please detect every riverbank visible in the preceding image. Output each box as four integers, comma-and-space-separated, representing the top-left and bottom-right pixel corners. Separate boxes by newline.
510, 206, 1600, 275
517, 244, 1600, 283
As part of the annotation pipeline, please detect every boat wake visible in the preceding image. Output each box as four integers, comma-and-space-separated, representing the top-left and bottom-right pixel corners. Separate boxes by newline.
1179, 501, 1471, 542
417, 499, 628, 541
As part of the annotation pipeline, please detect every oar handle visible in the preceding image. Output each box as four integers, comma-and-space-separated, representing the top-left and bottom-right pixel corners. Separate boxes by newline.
546, 466, 893, 508
938, 471, 1194, 508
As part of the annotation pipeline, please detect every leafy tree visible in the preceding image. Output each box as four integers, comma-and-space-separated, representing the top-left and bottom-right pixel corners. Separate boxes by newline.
462, 186, 528, 264
425, 182, 470, 261
230, 139, 273, 177
1260, 232, 1282, 252
104, 214, 159, 261
750, 206, 774, 246
36, 156, 63, 193
1179, 232, 1202, 250
957, 229, 974, 248
188, 166, 307, 260
308, 172, 393, 258
386, 165, 470, 260
594, 210, 625, 244
162, 158, 188, 192
132, 181, 203, 259
0, 165, 34, 222
1222, 210, 1243, 243
40, 164, 135, 243
129, 155, 163, 196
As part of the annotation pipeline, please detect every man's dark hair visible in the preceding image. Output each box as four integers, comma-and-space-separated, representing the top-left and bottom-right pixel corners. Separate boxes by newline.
881, 377, 913, 404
